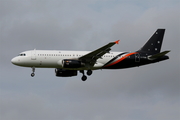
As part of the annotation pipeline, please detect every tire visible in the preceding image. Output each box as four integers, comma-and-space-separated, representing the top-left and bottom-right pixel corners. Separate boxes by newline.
31, 73, 35, 77
81, 75, 87, 81
87, 70, 92, 76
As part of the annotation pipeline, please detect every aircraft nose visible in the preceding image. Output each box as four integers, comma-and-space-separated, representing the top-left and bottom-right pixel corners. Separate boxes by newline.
11, 57, 19, 65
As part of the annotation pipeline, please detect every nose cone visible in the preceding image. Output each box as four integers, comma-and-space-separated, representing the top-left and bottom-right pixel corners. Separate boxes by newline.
11, 57, 19, 65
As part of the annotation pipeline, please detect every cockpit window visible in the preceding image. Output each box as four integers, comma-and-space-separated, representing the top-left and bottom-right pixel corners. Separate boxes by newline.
19, 53, 26, 56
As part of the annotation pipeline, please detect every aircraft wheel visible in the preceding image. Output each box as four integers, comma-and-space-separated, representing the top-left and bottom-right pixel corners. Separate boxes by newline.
87, 70, 92, 76
31, 73, 35, 77
82, 75, 87, 81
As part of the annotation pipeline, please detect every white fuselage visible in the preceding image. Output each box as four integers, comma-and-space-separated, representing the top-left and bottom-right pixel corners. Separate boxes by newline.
11, 50, 123, 70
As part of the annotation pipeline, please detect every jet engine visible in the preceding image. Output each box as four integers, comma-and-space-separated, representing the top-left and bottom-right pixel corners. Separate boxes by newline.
55, 68, 77, 77
62, 59, 85, 68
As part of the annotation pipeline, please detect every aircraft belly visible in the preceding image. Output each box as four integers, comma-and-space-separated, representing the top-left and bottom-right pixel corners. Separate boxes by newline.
92, 62, 104, 69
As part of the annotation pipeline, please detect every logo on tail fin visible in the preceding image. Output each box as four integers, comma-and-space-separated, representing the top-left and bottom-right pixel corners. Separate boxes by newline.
138, 29, 165, 54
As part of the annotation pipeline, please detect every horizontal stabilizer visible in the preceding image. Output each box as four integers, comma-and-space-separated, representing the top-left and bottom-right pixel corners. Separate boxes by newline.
148, 50, 170, 60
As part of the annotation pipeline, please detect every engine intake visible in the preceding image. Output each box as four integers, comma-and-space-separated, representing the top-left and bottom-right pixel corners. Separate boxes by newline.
62, 59, 84, 68
55, 68, 77, 77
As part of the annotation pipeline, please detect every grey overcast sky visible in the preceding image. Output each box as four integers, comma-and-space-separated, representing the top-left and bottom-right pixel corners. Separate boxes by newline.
0, 0, 180, 120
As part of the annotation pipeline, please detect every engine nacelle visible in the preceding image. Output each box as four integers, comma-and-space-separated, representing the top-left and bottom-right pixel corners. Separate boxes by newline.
55, 68, 77, 77
62, 59, 85, 68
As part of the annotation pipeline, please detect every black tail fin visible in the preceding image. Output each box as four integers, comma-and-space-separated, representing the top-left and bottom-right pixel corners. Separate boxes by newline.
138, 29, 165, 54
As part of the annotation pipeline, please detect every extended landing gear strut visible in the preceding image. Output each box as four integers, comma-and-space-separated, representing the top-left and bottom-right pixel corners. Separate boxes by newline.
31, 67, 35, 77
80, 70, 92, 81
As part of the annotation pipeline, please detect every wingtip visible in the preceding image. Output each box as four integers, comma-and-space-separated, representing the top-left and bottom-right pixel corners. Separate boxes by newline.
115, 40, 120, 44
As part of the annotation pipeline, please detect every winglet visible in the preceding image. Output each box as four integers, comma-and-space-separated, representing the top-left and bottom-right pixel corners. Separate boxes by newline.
115, 40, 120, 44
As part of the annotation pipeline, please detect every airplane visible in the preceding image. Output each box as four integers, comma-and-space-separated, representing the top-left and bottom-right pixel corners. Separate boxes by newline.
11, 29, 170, 81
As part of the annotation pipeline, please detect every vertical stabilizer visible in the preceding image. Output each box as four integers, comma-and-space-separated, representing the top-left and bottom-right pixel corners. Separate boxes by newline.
138, 29, 165, 54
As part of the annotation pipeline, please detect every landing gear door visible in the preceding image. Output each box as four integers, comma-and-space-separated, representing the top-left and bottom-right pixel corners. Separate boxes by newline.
31, 49, 36, 60
135, 53, 140, 62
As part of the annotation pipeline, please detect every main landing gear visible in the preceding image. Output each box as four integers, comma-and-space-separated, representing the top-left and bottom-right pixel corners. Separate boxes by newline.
80, 70, 92, 81
31, 67, 35, 77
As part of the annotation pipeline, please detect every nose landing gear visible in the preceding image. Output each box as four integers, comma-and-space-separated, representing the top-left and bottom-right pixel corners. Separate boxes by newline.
31, 67, 35, 77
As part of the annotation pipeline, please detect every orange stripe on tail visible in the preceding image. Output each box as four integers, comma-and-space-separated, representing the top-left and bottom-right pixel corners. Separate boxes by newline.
105, 52, 137, 67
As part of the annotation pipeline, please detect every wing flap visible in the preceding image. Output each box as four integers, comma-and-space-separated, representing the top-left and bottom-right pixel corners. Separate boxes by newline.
79, 40, 120, 65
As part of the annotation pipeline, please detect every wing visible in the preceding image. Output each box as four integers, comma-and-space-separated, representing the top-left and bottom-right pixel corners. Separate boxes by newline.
79, 40, 120, 66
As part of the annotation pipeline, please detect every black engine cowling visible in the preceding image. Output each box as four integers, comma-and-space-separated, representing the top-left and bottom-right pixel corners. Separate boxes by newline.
55, 68, 77, 77
62, 59, 84, 68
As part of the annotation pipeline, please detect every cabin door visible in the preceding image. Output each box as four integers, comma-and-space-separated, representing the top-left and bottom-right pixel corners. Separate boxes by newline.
31, 49, 36, 60
135, 53, 140, 62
